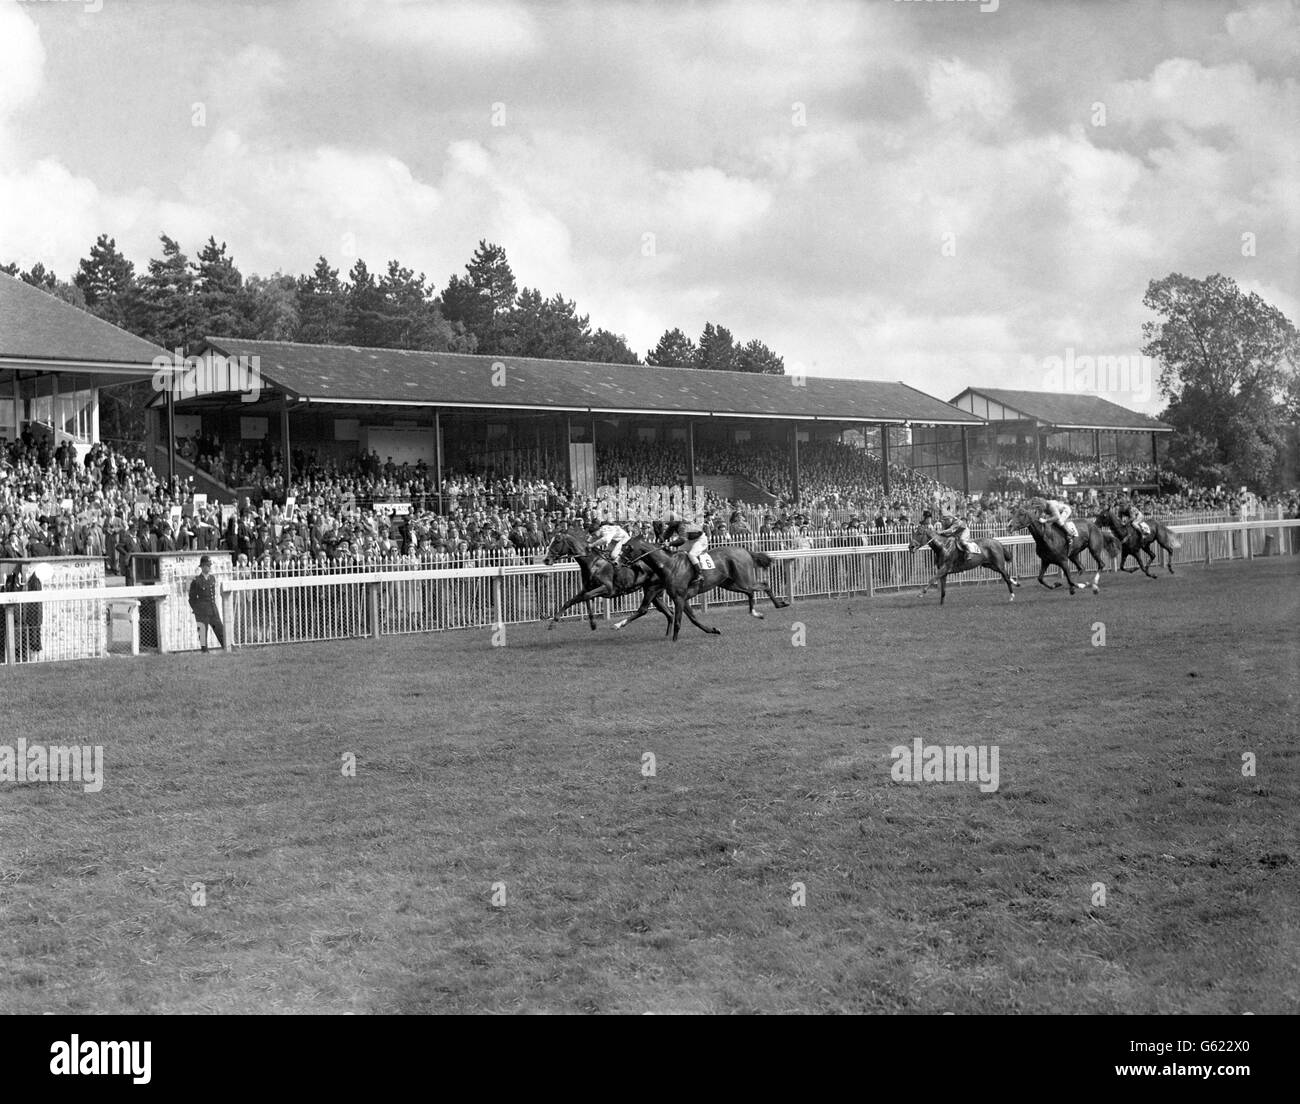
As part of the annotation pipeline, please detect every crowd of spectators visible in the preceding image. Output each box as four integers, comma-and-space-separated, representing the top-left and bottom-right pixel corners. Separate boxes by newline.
982, 445, 1160, 497
3, 429, 1296, 580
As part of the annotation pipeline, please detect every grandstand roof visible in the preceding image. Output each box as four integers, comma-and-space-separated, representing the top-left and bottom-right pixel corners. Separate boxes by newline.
950, 387, 1171, 433
202, 337, 985, 425
0, 273, 168, 375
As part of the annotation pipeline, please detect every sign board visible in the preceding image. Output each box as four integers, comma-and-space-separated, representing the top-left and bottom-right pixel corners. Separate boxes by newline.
193, 494, 207, 508
60, 497, 73, 511
373, 501, 411, 517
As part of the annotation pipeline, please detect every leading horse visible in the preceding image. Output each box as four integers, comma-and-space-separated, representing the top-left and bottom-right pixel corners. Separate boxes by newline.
1008, 505, 1117, 595
617, 536, 788, 641
542, 528, 674, 631
907, 522, 1019, 604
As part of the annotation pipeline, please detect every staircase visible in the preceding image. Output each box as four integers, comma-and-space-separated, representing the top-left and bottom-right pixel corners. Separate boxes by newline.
148, 444, 238, 503
694, 474, 779, 506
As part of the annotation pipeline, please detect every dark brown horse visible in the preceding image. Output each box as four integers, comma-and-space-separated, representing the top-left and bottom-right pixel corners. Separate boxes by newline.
1095, 505, 1182, 576
616, 536, 788, 641
542, 528, 673, 631
907, 522, 1019, 603
1009, 506, 1116, 595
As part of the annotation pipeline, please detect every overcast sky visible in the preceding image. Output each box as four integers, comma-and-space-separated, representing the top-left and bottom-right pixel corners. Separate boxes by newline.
1, 0, 1295, 413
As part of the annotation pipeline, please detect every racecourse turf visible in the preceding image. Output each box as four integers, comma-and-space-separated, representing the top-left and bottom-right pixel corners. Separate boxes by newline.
1, 557, 1296, 1014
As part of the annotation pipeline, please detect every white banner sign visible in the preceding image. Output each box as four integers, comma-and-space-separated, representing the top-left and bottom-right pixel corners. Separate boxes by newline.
373, 501, 411, 517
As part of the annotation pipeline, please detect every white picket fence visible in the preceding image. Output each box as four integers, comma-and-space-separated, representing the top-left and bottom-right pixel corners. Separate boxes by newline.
1, 519, 1296, 663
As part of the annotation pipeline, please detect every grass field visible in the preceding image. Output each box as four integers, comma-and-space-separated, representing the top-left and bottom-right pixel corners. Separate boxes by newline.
1, 557, 1297, 1014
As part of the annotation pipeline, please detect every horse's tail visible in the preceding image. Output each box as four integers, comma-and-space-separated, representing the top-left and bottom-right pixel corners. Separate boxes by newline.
752, 550, 774, 569
1166, 525, 1182, 549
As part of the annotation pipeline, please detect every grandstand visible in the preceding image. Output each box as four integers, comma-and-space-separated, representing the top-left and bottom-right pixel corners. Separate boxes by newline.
947, 387, 1171, 497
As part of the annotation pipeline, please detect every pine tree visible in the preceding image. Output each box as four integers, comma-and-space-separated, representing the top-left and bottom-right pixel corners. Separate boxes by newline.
75, 235, 138, 328
295, 256, 346, 344
736, 338, 785, 375
646, 327, 697, 367
137, 234, 198, 352
694, 322, 737, 372
194, 237, 253, 339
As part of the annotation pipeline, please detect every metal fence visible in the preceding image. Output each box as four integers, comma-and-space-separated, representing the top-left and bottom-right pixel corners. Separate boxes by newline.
1, 519, 1296, 663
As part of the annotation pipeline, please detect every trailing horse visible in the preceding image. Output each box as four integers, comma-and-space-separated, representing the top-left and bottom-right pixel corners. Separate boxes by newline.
542, 528, 673, 631
618, 536, 788, 641
1095, 505, 1181, 576
1008, 506, 1116, 595
907, 522, 1019, 604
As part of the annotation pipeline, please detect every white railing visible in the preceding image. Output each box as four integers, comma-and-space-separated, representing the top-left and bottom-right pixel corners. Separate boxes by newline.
0, 520, 1295, 663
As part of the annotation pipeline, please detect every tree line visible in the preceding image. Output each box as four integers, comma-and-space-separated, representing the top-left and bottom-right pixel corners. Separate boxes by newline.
2, 236, 784, 374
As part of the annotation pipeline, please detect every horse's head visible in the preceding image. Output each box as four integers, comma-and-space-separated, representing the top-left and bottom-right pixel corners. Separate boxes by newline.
1007, 507, 1033, 532
907, 523, 935, 553
542, 529, 583, 565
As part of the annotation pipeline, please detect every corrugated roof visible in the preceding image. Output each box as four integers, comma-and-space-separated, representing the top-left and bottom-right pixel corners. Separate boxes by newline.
952, 387, 1171, 432
204, 337, 985, 424
0, 273, 168, 367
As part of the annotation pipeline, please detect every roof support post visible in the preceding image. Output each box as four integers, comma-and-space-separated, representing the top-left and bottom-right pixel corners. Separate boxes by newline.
434, 409, 444, 513
1150, 431, 1158, 469
790, 421, 800, 506
687, 420, 696, 485
12, 373, 21, 440
1034, 424, 1043, 485
1094, 429, 1101, 466
960, 425, 970, 497
880, 424, 891, 497
166, 385, 176, 490
281, 398, 292, 494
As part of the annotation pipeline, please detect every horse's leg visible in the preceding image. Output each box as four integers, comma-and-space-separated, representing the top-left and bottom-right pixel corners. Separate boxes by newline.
991, 556, 1015, 600
1060, 557, 1077, 594
1037, 559, 1059, 590
1161, 535, 1176, 574
939, 571, 947, 605
676, 593, 721, 634
549, 586, 605, 628
613, 586, 662, 630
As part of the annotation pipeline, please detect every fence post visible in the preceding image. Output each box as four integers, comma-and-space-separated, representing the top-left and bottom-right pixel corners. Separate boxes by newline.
129, 601, 140, 657
4, 607, 14, 665
1204, 530, 1212, 566
367, 581, 381, 639
1242, 522, 1251, 560
156, 597, 169, 654
492, 572, 504, 628
865, 551, 874, 598
785, 559, 795, 605
221, 586, 233, 653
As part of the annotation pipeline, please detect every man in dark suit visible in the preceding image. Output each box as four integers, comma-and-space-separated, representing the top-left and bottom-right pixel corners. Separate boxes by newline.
188, 555, 225, 653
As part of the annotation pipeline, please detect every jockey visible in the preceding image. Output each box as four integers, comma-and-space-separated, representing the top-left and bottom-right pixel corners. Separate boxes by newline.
1120, 500, 1151, 538
662, 509, 709, 586
1038, 497, 1075, 546
930, 508, 979, 559
590, 519, 631, 565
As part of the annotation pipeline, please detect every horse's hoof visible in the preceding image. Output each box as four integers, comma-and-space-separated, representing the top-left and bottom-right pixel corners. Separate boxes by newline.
547, 622, 555, 631
1092, 585, 1099, 594
751, 612, 764, 619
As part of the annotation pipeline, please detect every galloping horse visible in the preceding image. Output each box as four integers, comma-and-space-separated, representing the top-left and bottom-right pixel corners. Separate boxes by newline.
1008, 506, 1116, 595
542, 528, 673, 631
616, 536, 788, 641
1095, 505, 1182, 576
907, 522, 1019, 604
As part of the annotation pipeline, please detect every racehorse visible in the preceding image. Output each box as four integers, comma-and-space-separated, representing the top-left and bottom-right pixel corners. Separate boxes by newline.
1008, 506, 1117, 595
542, 528, 673, 631
907, 522, 1019, 604
617, 536, 788, 641
1095, 505, 1182, 576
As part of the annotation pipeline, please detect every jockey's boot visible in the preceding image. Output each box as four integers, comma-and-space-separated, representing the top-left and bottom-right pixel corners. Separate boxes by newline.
689, 559, 702, 590
1058, 524, 1072, 550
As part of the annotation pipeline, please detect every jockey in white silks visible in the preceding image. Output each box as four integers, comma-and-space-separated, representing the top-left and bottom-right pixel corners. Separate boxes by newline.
1039, 498, 1076, 545
662, 510, 709, 585
590, 520, 630, 565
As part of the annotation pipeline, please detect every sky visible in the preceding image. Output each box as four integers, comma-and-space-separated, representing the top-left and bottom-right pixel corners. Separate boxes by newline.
0, 0, 1296, 415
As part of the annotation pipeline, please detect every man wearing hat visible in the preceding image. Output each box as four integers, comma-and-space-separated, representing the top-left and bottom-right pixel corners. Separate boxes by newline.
188, 554, 225, 653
